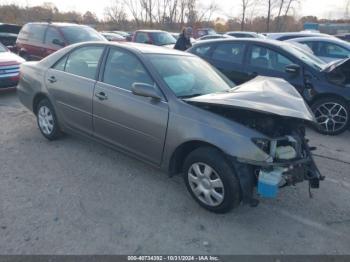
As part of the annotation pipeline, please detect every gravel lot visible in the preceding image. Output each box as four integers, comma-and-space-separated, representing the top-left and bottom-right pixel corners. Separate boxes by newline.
1, 91, 350, 255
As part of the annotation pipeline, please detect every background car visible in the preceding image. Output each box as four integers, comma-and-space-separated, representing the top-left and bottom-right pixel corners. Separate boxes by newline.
16, 22, 106, 61
197, 34, 233, 41
193, 27, 217, 39
17, 42, 322, 213
287, 37, 350, 63
226, 31, 266, 39
266, 32, 334, 41
188, 38, 350, 135
0, 43, 25, 88
0, 23, 21, 47
132, 30, 176, 48
101, 32, 126, 42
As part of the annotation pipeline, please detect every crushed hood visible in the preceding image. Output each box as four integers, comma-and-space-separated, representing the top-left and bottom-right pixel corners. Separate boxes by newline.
185, 76, 316, 123
323, 57, 350, 73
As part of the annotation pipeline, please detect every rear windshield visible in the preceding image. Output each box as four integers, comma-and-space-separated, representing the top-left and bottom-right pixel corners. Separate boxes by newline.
60, 26, 105, 44
150, 32, 176, 46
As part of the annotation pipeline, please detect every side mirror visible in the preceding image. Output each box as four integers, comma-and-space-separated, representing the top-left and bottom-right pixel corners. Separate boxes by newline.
285, 64, 301, 74
131, 83, 161, 100
52, 39, 65, 47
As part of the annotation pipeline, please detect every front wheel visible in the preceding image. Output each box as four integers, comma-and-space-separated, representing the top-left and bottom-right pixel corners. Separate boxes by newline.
36, 98, 63, 140
183, 147, 241, 213
311, 97, 349, 136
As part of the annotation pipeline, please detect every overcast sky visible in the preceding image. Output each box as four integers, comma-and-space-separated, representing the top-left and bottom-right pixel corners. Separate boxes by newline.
3, 0, 349, 20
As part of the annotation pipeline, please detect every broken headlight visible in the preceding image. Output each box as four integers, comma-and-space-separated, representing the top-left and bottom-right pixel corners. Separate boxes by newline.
252, 138, 270, 155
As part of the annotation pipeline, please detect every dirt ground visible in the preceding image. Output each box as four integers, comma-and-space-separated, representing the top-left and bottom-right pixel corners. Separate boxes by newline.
1, 91, 350, 254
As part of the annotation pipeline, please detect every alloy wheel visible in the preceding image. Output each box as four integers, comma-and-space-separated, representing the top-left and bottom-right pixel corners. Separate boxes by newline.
187, 162, 225, 207
38, 106, 54, 135
314, 102, 348, 134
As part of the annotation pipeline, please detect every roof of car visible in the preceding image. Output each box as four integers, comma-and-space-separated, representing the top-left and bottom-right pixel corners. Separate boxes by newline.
287, 36, 350, 44
25, 22, 89, 27
191, 37, 284, 47
135, 30, 166, 33
119, 42, 190, 55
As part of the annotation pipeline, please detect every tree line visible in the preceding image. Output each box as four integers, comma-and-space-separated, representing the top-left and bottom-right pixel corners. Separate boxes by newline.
0, 0, 349, 32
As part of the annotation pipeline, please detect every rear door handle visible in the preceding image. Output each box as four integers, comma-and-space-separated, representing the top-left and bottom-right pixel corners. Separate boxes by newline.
48, 76, 57, 83
95, 91, 108, 101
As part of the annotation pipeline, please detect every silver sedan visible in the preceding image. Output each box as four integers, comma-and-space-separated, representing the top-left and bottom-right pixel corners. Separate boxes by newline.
17, 42, 323, 213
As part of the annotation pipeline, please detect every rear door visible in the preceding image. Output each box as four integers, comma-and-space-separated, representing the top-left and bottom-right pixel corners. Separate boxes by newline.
45, 45, 105, 135
93, 47, 169, 164
246, 44, 305, 93
208, 42, 249, 84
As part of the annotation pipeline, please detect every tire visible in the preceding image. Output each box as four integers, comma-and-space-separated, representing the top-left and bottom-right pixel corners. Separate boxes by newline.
36, 98, 63, 140
183, 147, 241, 213
311, 97, 349, 136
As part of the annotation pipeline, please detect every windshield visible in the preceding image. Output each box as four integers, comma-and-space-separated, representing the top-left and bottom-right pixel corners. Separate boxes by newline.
61, 26, 106, 44
151, 32, 176, 46
148, 54, 234, 98
282, 43, 326, 71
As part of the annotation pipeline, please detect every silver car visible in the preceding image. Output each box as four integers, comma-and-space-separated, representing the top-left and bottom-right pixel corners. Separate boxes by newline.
17, 42, 323, 213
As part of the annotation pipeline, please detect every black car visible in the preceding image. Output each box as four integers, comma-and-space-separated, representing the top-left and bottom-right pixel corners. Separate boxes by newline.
0, 23, 21, 47
188, 39, 350, 135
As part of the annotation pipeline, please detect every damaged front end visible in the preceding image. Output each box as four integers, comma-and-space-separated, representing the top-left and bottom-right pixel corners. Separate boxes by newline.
185, 77, 324, 205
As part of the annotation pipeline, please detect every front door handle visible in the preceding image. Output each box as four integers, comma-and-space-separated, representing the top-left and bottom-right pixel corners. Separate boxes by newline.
48, 76, 57, 83
95, 91, 108, 101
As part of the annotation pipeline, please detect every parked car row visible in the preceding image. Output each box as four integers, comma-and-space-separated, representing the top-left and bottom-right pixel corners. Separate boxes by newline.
2, 21, 350, 136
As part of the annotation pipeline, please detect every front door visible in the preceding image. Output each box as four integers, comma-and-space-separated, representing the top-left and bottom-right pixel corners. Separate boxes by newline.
93, 48, 169, 164
246, 44, 305, 93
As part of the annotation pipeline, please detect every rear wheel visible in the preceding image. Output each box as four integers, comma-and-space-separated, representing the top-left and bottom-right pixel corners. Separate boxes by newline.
183, 147, 241, 213
36, 98, 62, 140
311, 97, 349, 135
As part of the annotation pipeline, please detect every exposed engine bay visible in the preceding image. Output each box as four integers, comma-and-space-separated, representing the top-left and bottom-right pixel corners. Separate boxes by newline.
189, 102, 324, 206
325, 58, 350, 87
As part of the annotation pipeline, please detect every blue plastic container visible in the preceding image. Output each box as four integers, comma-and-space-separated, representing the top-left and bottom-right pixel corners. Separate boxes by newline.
258, 168, 284, 198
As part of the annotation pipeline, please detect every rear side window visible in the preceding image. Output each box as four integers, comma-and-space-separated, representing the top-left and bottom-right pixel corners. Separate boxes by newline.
317, 42, 350, 59
102, 48, 154, 90
20, 24, 47, 43
135, 32, 151, 44
64, 46, 104, 79
17, 24, 30, 41
212, 43, 245, 63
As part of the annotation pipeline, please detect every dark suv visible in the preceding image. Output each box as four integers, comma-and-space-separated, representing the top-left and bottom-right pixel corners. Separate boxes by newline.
188, 38, 350, 135
16, 22, 106, 61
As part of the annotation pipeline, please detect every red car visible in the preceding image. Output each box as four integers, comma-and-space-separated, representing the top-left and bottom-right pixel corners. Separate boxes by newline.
16, 22, 106, 61
0, 43, 24, 89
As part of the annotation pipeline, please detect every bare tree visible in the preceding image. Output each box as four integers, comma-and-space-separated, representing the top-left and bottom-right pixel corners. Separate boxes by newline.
104, 0, 127, 24
240, 0, 254, 30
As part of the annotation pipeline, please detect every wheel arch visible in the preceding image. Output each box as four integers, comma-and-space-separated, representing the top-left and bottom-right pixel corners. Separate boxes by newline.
32, 92, 49, 115
310, 93, 350, 107
168, 140, 227, 176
